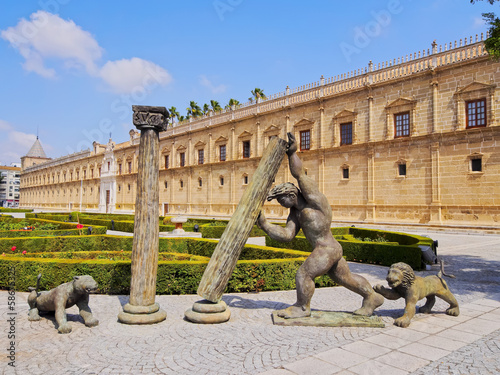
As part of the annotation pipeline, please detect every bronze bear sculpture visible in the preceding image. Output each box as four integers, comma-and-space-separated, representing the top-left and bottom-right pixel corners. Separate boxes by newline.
28, 274, 99, 334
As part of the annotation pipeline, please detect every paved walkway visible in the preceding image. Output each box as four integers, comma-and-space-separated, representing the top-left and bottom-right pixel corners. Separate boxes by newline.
1, 229, 500, 374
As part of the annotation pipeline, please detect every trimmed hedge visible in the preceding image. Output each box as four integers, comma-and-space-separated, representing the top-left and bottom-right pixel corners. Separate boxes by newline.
0, 256, 331, 294
5, 251, 209, 262
0, 208, 32, 213
0, 214, 430, 294
266, 227, 430, 270
0, 217, 106, 237
0, 232, 323, 294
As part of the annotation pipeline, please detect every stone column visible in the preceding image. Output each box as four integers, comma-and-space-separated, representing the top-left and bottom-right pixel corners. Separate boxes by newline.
118, 105, 168, 325
367, 95, 374, 142
431, 80, 439, 133
366, 148, 376, 223
429, 142, 442, 224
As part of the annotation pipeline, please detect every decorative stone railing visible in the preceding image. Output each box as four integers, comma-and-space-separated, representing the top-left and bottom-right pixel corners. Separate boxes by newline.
24, 150, 91, 173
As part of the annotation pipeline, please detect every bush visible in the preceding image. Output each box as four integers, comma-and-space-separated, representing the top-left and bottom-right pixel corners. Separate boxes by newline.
266, 227, 428, 270
0, 217, 106, 237
0, 234, 315, 294
0, 208, 32, 213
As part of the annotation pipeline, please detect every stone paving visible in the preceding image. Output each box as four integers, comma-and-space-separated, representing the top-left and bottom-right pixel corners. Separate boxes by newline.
1, 229, 499, 374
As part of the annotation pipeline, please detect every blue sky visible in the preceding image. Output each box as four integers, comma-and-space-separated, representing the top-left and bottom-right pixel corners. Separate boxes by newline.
0, 0, 495, 165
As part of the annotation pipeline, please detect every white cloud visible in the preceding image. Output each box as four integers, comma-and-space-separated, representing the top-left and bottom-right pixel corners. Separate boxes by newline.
199, 75, 227, 94
1, 11, 172, 96
473, 16, 486, 29
99, 57, 172, 94
0, 120, 48, 165
1, 11, 103, 77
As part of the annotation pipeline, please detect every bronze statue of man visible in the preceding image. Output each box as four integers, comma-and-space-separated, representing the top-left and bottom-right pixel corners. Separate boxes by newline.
257, 133, 384, 319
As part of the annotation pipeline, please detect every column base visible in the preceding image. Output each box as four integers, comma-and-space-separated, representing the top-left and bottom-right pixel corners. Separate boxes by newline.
118, 302, 167, 324
185, 300, 230, 324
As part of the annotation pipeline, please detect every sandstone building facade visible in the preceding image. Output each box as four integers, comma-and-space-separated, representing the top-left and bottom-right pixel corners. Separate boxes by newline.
20, 36, 500, 228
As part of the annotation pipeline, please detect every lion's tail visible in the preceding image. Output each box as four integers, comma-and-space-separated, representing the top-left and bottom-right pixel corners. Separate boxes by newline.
437, 259, 455, 279
28, 273, 42, 296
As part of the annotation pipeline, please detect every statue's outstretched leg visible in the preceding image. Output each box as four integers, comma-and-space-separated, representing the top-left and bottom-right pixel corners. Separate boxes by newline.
277, 246, 340, 319
328, 258, 384, 316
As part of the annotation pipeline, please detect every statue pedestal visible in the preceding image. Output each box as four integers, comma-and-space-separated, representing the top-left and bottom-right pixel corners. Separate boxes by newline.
118, 302, 167, 324
185, 300, 230, 324
272, 311, 384, 328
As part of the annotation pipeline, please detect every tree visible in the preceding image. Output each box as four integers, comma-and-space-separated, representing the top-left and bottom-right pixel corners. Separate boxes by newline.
249, 88, 266, 102
202, 103, 210, 115
186, 101, 203, 118
210, 100, 222, 113
167, 106, 180, 126
483, 12, 500, 58
471, 0, 500, 58
225, 98, 240, 110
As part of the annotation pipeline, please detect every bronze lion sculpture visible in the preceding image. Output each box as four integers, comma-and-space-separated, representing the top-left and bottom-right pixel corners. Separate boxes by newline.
28, 274, 99, 334
374, 262, 459, 328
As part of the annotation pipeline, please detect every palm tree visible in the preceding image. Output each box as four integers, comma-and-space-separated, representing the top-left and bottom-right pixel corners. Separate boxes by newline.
186, 101, 203, 118
249, 88, 266, 102
202, 103, 210, 115
210, 100, 222, 113
178, 115, 186, 122
225, 98, 240, 110
167, 106, 180, 126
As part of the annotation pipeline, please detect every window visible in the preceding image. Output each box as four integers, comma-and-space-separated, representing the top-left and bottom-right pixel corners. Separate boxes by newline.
180, 180, 184, 188
243, 141, 250, 158
83, 170, 86, 179
300, 130, 310, 151
91, 169, 94, 178
128, 184, 131, 192
119, 164, 122, 175
398, 163, 407, 177
180, 152, 185, 167
220, 145, 226, 162
198, 149, 204, 165
466, 99, 486, 128
128, 162, 132, 173
342, 167, 349, 179
165, 155, 169, 169
108, 161, 111, 171
164, 181, 168, 189
340, 122, 353, 145
394, 112, 410, 138
243, 175, 248, 185
471, 157, 482, 172
118, 185, 121, 192
220, 176, 224, 186
198, 178, 203, 187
